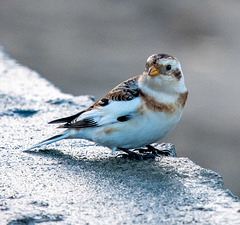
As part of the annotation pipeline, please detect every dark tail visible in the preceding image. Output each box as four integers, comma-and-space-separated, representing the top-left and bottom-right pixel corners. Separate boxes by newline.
25, 131, 69, 151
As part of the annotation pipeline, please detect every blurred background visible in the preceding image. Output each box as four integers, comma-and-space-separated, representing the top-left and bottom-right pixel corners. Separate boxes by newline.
0, 0, 239, 196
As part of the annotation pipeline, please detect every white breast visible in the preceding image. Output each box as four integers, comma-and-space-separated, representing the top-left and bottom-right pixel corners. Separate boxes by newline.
86, 107, 183, 150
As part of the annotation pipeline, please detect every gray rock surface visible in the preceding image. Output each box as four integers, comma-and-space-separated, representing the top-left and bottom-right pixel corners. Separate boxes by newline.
0, 49, 240, 224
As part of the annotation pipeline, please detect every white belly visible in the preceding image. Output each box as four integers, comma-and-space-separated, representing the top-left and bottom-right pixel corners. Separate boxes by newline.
81, 109, 183, 150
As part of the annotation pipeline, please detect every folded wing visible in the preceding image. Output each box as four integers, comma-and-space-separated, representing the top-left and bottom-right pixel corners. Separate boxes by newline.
48, 75, 141, 129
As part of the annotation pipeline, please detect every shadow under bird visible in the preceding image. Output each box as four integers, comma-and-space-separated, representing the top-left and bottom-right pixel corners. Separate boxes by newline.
26, 53, 188, 159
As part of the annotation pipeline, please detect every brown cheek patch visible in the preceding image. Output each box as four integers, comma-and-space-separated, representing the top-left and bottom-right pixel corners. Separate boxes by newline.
173, 69, 182, 80
103, 127, 119, 134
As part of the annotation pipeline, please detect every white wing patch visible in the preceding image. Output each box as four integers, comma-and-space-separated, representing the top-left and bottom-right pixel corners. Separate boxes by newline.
75, 98, 141, 127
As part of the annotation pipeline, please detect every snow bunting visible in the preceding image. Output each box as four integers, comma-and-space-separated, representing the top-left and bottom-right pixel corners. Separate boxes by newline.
26, 53, 188, 159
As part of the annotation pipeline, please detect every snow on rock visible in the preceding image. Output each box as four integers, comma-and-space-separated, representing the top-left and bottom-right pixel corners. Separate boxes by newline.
0, 49, 240, 224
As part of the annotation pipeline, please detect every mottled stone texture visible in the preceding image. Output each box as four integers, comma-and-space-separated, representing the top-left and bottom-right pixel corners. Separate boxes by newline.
0, 50, 240, 224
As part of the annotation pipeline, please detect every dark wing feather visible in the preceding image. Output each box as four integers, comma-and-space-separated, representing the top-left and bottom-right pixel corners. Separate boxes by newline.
58, 118, 97, 128
48, 110, 85, 124
50, 75, 140, 129
105, 75, 140, 101
83, 75, 140, 111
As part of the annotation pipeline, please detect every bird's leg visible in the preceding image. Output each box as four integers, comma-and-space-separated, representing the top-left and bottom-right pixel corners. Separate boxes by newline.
118, 148, 156, 160
146, 144, 171, 156
118, 148, 143, 160
134, 147, 152, 154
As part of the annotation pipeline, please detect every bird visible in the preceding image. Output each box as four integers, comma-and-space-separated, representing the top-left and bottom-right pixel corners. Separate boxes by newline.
26, 53, 188, 159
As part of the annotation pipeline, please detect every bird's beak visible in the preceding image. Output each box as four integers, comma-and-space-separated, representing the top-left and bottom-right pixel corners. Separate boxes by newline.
148, 65, 159, 76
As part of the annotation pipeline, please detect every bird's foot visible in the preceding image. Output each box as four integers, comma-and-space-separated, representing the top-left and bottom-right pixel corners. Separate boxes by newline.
146, 145, 171, 156
118, 148, 155, 160
118, 143, 176, 160
133, 143, 177, 157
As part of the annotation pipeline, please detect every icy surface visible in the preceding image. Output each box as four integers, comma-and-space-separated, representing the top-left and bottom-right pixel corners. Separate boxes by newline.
0, 49, 240, 224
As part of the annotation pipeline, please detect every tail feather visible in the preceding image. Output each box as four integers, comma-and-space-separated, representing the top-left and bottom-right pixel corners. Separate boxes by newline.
25, 131, 69, 151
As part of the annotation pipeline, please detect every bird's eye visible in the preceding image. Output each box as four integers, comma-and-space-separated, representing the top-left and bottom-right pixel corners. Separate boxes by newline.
166, 65, 171, 70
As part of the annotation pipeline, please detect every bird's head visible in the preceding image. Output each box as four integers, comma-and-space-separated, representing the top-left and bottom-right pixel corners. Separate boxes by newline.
144, 54, 183, 80
142, 53, 186, 93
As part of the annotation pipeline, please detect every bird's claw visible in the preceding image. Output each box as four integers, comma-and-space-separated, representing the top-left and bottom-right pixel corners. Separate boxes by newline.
118, 148, 157, 160
118, 143, 176, 160
119, 152, 156, 160
134, 144, 174, 157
